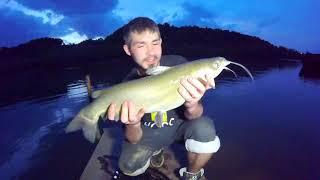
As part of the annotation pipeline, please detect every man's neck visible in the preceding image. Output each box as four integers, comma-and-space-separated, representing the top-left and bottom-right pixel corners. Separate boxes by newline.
137, 68, 146, 76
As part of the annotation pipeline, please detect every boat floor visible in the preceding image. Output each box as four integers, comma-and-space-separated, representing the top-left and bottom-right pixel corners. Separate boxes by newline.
80, 126, 188, 180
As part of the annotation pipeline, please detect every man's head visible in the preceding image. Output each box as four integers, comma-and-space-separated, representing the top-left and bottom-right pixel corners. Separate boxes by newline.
122, 17, 162, 71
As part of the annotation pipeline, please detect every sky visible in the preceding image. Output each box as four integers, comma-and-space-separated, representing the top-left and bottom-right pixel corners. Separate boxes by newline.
0, 0, 319, 53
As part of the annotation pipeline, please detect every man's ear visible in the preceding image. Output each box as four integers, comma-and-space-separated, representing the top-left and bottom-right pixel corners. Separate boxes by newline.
123, 44, 131, 56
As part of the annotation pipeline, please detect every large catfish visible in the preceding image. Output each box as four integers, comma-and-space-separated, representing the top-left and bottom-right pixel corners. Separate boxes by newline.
65, 57, 253, 143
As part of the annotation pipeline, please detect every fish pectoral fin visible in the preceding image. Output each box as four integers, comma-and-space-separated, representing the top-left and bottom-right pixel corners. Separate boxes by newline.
155, 111, 165, 128
65, 114, 83, 133
146, 66, 171, 75
65, 113, 99, 143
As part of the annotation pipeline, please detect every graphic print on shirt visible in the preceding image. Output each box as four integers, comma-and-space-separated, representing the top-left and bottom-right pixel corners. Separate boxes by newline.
143, 111, 175, 128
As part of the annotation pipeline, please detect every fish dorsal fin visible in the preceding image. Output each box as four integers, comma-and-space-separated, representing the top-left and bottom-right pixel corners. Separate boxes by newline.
91, 90, 102, 99
146, 66, 171, 75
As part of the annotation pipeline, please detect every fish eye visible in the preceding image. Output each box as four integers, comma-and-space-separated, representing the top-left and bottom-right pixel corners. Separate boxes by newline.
213, 63, 219, 69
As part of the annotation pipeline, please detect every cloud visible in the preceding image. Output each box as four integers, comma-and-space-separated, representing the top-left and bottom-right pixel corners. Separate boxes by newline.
214, 17, 257, 33
112, 0, 186, 24
17, 0, 118, 15
0, 0, 122, 47
66, 12, 123, 38
12, 0, 122, 38
0, 9, 59, 47
112, 1, 219, 27
2, 0, 64, 25
0, 0, 319, 52
257, 17, 280, 29
58, 31, 88, 44
166, 2, 218, 28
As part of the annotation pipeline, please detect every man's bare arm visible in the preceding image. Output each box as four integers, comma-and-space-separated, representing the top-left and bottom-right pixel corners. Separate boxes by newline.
184, 101, 204, 120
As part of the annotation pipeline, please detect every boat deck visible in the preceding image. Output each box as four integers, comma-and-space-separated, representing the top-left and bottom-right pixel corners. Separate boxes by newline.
80, 126, 185, 180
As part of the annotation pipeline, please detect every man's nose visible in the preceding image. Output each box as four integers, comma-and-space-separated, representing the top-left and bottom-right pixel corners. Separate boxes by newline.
146, 44, 155, 55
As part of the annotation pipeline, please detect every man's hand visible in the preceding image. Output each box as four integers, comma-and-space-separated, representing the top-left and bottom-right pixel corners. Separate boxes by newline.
106, 100, 145, 126
178, 74, 215, 119
106, 100, 144, 143
178, 74, 215, 108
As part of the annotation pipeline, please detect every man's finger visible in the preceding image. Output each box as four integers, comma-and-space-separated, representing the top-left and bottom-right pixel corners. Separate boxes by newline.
137, 108, 145, 120
205, 74, 215, 89
127, 101, 136, 122
181, 77, 201, 98
187, 77, 206, 94
178, 85, 193, 101
120, 101, 129, 124
107, 103, 116, 120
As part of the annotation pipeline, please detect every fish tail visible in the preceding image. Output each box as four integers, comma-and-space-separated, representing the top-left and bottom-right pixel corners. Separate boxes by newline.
65, 113, 99, 143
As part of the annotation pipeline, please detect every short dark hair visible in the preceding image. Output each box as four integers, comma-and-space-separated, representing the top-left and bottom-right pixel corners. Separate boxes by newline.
122, 17, 160, 45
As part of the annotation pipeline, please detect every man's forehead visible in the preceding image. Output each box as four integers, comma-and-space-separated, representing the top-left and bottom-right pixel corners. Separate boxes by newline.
129, 30, 160, 41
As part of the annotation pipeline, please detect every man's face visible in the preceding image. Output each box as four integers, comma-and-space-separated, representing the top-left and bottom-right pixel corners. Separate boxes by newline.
123, 30, 162, 70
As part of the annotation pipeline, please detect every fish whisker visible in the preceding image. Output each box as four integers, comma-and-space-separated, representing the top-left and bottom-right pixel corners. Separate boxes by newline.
223, 67, 238, 79
229, 61, 254, 81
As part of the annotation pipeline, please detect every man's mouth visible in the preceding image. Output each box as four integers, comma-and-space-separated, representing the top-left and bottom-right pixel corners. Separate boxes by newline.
144, 56, 158, 63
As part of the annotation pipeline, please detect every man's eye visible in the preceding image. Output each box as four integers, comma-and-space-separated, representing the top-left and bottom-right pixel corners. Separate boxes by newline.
153, 40, 160, 45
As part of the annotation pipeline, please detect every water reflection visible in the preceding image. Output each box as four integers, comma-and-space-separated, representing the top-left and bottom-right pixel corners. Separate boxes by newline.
1, 121, 52, 179
66, 80, 88, 99
0, 79, 90, 179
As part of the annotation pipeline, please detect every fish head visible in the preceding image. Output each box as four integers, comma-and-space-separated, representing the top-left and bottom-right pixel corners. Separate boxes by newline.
209, 57, 254, 81
207, 57, 231, 78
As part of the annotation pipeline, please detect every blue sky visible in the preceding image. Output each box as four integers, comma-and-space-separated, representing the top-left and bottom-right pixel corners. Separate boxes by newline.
0, 0, 319, 53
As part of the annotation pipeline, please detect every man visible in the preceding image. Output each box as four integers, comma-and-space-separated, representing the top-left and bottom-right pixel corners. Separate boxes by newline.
107, 17, 220, 180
